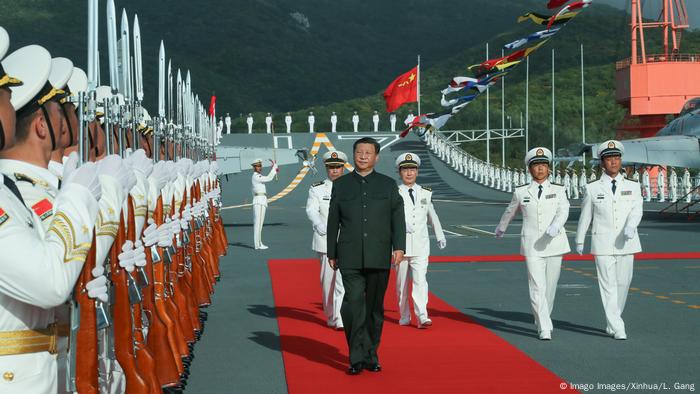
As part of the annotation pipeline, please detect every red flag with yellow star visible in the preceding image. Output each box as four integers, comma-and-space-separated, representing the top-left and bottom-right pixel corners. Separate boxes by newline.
383, 66, 418, 113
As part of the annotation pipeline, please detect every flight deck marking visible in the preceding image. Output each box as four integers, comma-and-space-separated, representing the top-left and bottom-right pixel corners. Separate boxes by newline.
222, 133, 352, 210
566, 267, 698, 311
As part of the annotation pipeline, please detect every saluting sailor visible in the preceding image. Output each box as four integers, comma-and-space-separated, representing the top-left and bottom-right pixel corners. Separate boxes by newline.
495, 147, 570, 340
575, 140, 643, 340
251, 158, 278, 249
394, 153, 446, 329
305, 150, 347, 330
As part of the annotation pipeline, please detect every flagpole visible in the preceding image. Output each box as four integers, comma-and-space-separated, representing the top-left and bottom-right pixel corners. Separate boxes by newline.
525, 56, 529, 154
551, 48, 556, 161
486, 43, 490, 165
581, 43, 586, 164
501, 48, 506, 168
417, 54, 421, 117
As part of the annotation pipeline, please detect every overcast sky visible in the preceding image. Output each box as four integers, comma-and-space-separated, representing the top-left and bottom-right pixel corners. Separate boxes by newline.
597, 0, 699, 29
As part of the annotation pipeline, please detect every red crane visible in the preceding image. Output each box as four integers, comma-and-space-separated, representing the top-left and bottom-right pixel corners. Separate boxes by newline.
615, 0, 700, 138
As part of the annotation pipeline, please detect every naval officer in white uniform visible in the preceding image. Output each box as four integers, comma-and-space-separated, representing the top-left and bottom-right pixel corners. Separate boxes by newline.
495, 147, 570, 340
251, 158, 278, 249
394, 153, 446, 329
305, 151, 347, 329
576, 140, 642, 340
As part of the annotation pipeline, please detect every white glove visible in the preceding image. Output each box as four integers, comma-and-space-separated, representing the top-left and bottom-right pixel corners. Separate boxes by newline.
314, 223, 327, 236
61, 151, 79, 182
128, 149, 153, 178
545, 224, 560, 238
85, 273, 109, 303
118, 241, 136, 272
142, 219, 159, 247
495, 228, 505, 238
64, 161, 102, 201
157, 220, 173, 248
177, 158, 193, 178
438, 239, 447, 249
170, 214, 181, 237
576, 244, 584, 255
149, 161, 169, 191
132, 240, 147, 268
624, 226, 636, 240
406, 222, 415, 234
97, 155, 133, 195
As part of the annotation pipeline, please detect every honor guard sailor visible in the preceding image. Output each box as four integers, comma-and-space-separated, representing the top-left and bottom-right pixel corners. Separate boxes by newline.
394, 153, 446, 329
575, 140, 643, 340
0, 38, 102, 393
495, 147, 570, 340
305, 150, 347, 330
251, 158, 278, 250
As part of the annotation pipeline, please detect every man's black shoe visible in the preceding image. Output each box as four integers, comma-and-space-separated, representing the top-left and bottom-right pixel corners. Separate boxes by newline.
365, 363, 382, 372
347, 363, 363, 375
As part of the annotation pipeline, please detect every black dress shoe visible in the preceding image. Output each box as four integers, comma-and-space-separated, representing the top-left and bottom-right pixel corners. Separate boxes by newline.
365, 363, 382, 372
347, 363, 363, 375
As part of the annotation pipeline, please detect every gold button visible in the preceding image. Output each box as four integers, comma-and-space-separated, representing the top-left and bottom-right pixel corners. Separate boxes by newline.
3, 371, 14, 381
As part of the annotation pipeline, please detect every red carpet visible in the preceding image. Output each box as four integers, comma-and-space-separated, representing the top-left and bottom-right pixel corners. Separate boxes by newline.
430, 251, 700, 263
268, 259, 571, 393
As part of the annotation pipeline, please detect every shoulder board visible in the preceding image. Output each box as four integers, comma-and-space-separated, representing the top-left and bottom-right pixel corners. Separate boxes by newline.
515, 184, 528, 189
551, 182, 563, 187
312, 181, 324, 187
14, 173, 36, 186
626, 178, 639, 183
422, 186, 432, 192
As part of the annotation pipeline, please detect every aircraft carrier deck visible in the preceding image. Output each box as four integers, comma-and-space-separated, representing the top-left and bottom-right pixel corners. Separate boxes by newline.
187, 132, 699, 393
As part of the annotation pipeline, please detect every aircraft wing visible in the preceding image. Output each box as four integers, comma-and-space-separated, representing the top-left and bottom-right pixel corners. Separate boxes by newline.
591, 136, 700, 168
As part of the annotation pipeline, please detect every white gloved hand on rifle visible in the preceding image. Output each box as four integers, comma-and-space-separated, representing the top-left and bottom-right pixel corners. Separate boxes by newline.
118, 241, 136, 273
132, 240, 147, 268
85, 263, 109, 303
63, 157, 102, 201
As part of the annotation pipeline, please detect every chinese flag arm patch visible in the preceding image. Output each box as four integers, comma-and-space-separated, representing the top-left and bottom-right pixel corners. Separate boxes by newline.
31, 198, 53, 221
0, 208, 9, 227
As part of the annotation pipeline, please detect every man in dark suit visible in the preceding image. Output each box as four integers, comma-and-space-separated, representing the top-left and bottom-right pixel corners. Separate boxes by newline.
327, 137, 406, 375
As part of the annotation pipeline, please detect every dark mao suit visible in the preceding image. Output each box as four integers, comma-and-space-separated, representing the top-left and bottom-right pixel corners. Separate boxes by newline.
327, 170, 406, 366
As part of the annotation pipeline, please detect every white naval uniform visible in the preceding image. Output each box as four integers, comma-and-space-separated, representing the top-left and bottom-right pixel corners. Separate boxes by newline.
305, 179, 344, 327
265, 116, 273, 134
669, 169, 678, 202
642, 170, 651, 202
225, 116, 231, 134
246, 116, 254, 134
389, 114, 397, 132
0, 173, 98, 393
683, 170, 692, 203
657, 170, 666, 202
372, 114, 379, 132
496, 180, 570, 334
285, 115, 292, 133
576, 173, 642, 337
351, 115, 359, 133
308, 115, 315, 133
252, 164, 278, 248
396, 184, 445, 325
330, 115, 337, 133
